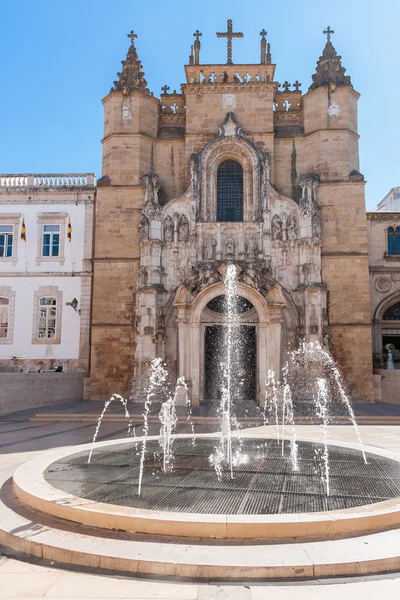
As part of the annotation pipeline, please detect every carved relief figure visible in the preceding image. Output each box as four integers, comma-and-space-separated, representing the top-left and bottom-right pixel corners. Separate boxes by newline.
164, 216, 174, 244
204, 236, 217, 260
225, 235, 236, 258
272, 214, 283, 240
121, 105, 132, 120
246, 233, 258, 260
178, 215, 189, 242
286, 214, 297, 241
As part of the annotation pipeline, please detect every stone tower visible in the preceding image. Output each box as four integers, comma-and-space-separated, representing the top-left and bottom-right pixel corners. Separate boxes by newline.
90, 23, 374, 402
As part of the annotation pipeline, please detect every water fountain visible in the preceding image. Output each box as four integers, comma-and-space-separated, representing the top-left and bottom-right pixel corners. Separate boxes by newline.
87, 264, 370, 497
10, 262, 400, 581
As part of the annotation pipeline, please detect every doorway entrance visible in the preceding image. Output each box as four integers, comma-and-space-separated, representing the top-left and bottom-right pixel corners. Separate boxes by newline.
204, 324, 257, 407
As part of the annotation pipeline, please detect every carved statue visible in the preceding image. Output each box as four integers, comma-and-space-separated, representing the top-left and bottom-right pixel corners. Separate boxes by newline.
142, 172, 162, 219
139, 214, 149, 237
286, 214, 297, 241
246, 234, 258, 260
309, 305, 319, 335
272, 214, 283, 240
189, 230, 198, 249
138, 266, 148, 287
225, 235, 235, 257
178, 215, 189, 242
312, 213, 321, 238
299, 173, 320, 216
204, 236, 217, 260
164, 217, 174, 243
242, 265, 259, 288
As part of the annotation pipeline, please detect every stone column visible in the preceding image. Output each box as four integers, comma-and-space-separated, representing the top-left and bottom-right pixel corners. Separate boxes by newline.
258, 321, 268, 403
266, 311, 283, 380
190, 323, 201, 405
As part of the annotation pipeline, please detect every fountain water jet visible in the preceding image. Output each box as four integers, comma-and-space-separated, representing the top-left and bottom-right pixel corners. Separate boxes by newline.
88, 394, 129, 464
138, 358, 169, 495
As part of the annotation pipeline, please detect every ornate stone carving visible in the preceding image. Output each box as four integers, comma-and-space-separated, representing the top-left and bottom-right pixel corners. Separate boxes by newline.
309, 305, 319, 335
272, 214, 283, 240
142, 172, 162, 220
178, 215, 189, 242
204, 236, 217, 260
138, 266, 148, 287
112, 31, 151, 96
286, 213, 297, 241
312, 212, 321, 238
225, 235, 236, 258
299, 173, 320, 216
121, 105, 132, 120
246, 233, 258, 260
164, 216, 174, 244
189, 230, 198, 248
190, 152, 201, 206
375, 277, 392, 293
139, 214, 149, 238
217, 112, 243, 138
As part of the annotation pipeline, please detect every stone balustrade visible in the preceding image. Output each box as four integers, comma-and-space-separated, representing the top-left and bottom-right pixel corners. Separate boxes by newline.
0, 173, 96, 188
184, 64, 276, 85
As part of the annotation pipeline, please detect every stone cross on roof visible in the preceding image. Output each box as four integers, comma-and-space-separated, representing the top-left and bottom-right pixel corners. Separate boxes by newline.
161, 85, 170, 94
127, 30, 137, 45
260, 29, 267, 40
323, 26, 334, 42
216, 19, 244, 65
193, 30, 202, 41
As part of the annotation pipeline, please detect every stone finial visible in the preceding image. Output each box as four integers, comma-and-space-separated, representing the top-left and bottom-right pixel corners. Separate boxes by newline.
293, 80, 301, 91
281, 81, 291, 91
193, 30, 202, 65
309, 28, 352, 91
260, 29, 267, 64
111, 30, 151, 96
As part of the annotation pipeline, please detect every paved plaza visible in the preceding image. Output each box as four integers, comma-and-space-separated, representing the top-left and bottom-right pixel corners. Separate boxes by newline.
0, 402, 400, 598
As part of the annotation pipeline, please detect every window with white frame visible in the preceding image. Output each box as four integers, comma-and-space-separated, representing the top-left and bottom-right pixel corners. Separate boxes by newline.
42, 225, 60, 257
0, 297, 9, 338
0, 225, 14, 258
38, 297, 57, 339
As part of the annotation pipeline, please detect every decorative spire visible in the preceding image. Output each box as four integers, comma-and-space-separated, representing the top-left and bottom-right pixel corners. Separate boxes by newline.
260, 29, 267, 64
309, 27, 352, 91
111, 30, 150, 96
193, 29, 202, 65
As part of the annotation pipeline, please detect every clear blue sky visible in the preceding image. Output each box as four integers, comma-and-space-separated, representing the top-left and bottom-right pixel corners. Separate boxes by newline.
0, 0, 398, 210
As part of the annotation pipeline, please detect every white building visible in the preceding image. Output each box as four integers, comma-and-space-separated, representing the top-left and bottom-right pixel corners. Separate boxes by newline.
377, 187, 400, 212
0, 174, 95, 373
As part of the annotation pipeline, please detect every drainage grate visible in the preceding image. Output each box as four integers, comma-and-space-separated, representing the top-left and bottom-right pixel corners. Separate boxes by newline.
44, 438, 400, 515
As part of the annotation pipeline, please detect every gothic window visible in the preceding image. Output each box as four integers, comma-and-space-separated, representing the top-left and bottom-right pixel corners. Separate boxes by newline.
37, 297, 57, 339
387, 227, 400, 255
0, 225, 14, 258
383, 302, 400, 320
0, 298, 9, 338
217, 160, 243, 222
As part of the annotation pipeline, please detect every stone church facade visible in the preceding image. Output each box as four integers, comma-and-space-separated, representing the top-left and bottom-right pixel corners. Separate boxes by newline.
90, 23, 375, 403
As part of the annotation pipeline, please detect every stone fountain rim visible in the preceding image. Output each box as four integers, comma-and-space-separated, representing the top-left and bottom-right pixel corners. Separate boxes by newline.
13, 432, 400, 540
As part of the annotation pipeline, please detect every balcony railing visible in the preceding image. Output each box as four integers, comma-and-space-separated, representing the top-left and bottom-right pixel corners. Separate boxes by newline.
0, 173, 96, 188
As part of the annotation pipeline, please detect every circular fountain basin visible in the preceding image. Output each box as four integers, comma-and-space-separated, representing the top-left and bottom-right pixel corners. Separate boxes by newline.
13, 434, 400, 540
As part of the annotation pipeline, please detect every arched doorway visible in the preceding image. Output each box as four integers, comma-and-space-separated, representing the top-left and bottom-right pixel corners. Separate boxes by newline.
201, 294, 258, 407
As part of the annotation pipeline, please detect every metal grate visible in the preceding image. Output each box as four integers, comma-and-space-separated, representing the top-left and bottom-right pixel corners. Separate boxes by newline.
44, 438, 400, 515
